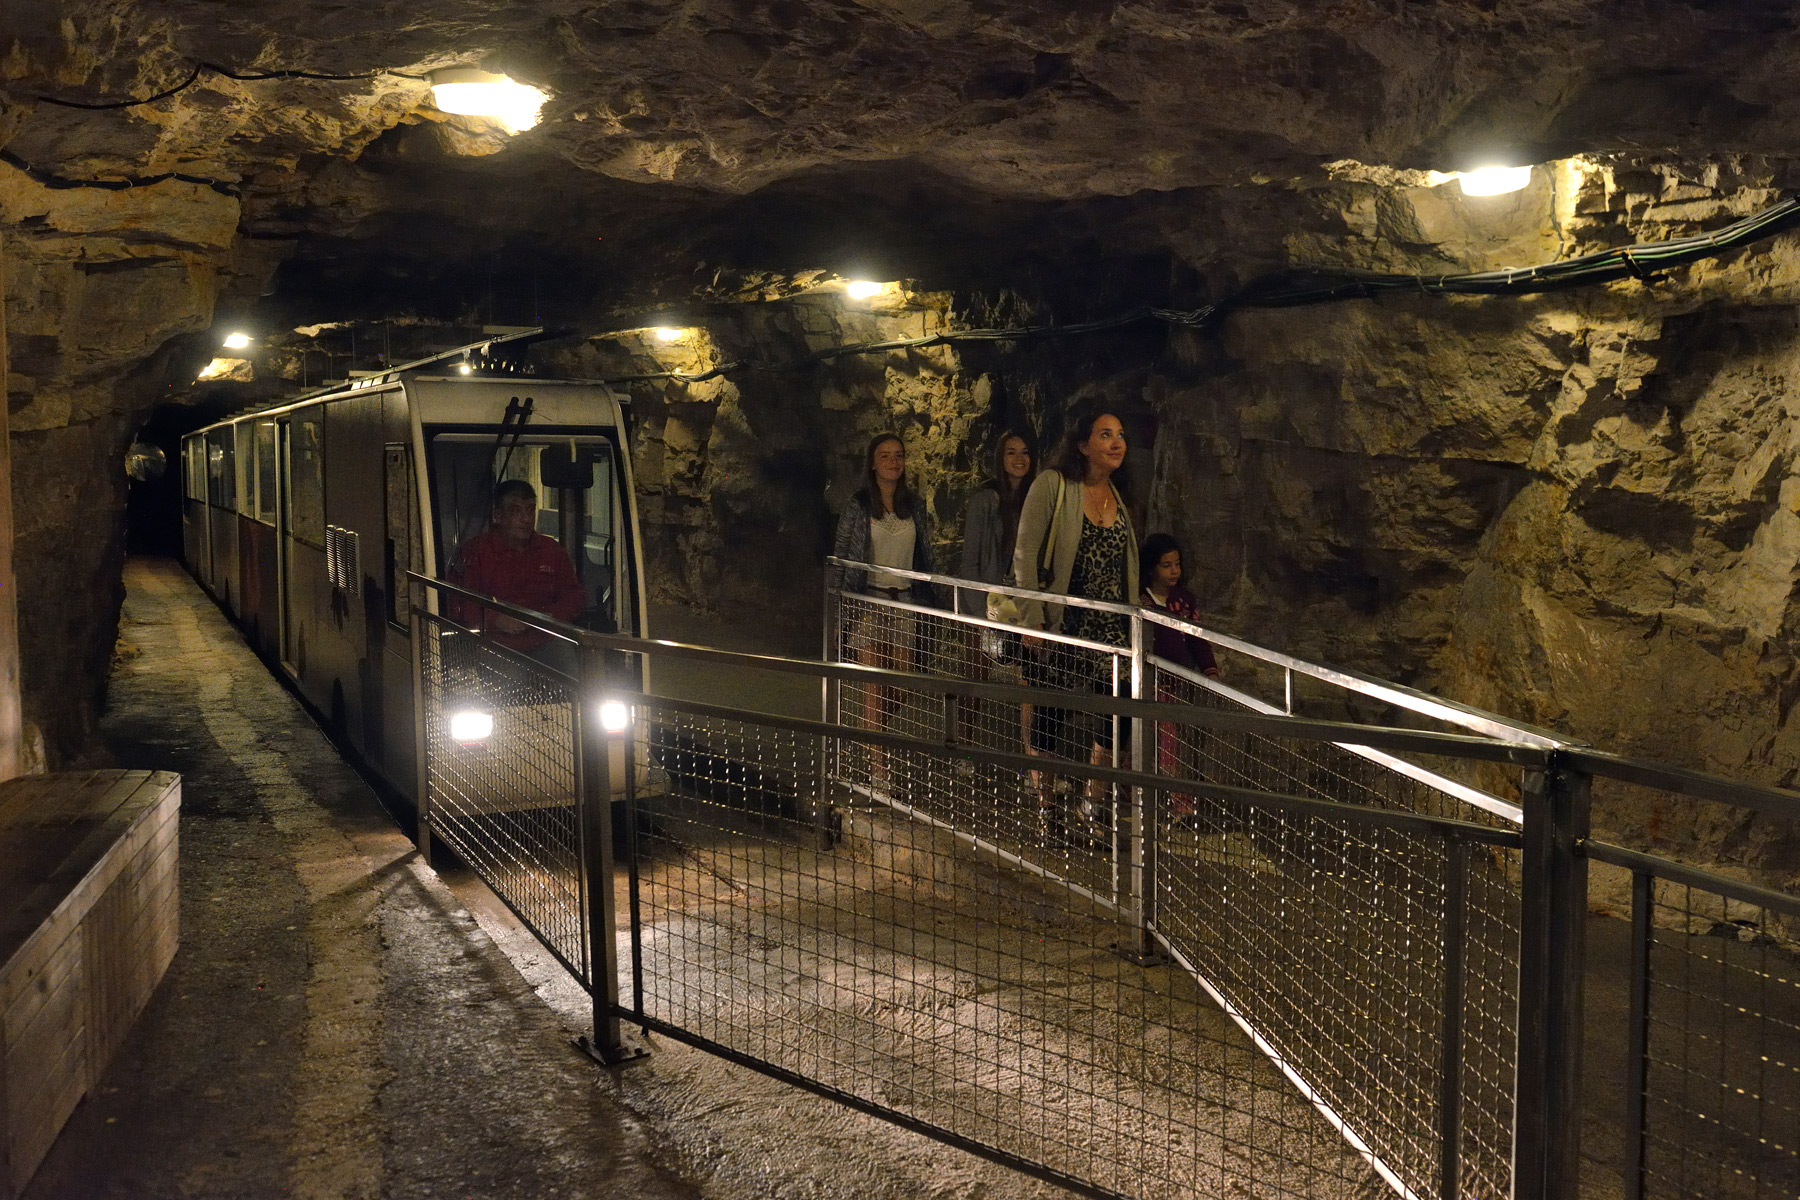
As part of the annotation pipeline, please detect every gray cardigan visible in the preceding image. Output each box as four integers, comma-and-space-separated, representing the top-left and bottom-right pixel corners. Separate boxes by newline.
828, 491, 935, 604
1011, 469, 1137, 632
957, 486, 1007, 614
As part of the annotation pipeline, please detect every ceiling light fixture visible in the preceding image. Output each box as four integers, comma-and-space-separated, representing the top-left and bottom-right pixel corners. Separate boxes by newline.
1458, 165, 1532, 197
222, 331, 251, 349
428, 68, 548, 134
844, 281, 884, 300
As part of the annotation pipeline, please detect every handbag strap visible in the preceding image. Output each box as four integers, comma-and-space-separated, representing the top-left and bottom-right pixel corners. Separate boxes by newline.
1042, 474, 1066, 577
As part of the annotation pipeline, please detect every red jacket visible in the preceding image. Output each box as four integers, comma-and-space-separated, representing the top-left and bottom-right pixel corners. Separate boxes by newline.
447, 530, 585, 650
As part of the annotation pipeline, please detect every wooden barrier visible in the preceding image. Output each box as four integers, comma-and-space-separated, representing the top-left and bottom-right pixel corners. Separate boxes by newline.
0, 770, 181, 1199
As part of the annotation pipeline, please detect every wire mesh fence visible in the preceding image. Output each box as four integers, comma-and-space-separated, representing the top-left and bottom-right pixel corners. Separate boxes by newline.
1147, 665, 1522, 1200
631, 694, 1409, 1199
1585, 841, 1800, 1200
406, 568, 1800, 1200
417, 611, 588, 982
833, 592, 1137, 904
827, 584, 1528, 1199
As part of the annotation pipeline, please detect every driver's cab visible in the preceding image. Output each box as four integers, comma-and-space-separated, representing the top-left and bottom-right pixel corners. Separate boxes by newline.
414, 379, 643, 644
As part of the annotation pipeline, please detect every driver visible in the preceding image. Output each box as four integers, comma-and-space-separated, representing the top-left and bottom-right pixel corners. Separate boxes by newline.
447, 480, 585, 675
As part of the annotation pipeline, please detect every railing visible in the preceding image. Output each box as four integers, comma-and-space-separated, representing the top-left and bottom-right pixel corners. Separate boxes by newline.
405, 566, 1800, 1200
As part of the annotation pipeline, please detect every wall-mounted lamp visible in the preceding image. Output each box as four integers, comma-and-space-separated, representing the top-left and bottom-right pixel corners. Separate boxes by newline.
458, 362, 473, 375
428, 68, 548, 134
653, 327, 684, 342
1458, 165, 1532, 197
222, 331, 252, 349
844, 280, 884, 300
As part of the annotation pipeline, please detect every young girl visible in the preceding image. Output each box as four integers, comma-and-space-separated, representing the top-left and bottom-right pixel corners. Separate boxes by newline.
1139, 533, 1218, 814
1139, 533, 1218, 678
958, 430, 1036, 758
830, 432, 934, 786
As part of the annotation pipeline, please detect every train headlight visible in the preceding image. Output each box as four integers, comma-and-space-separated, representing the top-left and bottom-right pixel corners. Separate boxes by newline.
598, 700, 631, 735
449, 709, 494, 744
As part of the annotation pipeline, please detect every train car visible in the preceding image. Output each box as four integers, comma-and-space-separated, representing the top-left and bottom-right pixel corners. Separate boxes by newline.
180, 329, 647, 806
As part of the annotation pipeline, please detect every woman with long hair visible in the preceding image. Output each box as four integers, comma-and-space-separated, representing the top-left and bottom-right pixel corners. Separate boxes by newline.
1012, 408, 1137, 839
957, 430, 1035, 755
829, 432, 934, 786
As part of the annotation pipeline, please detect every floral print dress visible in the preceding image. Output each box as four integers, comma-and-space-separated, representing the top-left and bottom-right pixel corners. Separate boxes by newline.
1062, 514, 1131, 689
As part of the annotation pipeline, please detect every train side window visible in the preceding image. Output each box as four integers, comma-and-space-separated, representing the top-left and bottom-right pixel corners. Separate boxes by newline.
233, 423, 255, 516
291, 413, 324, 544
184, 440, 205, 502
383, 443, 416, 630
206, 430, 235, 509
254, 422, 278, 524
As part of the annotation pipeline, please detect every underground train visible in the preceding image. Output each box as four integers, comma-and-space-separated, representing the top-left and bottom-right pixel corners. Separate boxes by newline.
180, 329, 648, 806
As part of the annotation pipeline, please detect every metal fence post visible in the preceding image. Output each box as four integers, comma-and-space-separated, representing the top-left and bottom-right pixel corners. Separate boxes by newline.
1513, 753, 1591, 1200
575, 637, 639, 1065
1126, 614, 1155, 961
409, 578, 433, 867
816, 575, 841, 850
1622, 869, 1652, 1200
1438, 836, 1469, 1200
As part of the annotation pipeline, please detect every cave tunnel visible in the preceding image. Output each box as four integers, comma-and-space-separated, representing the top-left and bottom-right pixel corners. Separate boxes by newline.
5, 4, 1800, 1199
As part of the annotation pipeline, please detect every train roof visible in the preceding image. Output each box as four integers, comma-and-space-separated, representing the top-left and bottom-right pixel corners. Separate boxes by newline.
185, 327, 629, 437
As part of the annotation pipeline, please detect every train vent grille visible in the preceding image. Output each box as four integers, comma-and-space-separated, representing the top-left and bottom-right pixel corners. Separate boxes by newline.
325, 526, 361, 594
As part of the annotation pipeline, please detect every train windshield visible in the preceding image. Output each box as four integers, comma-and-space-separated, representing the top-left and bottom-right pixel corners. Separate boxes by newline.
427, 431, 631, 636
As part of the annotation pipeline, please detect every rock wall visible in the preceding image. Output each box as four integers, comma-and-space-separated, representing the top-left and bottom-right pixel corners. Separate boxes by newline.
550, 288, 991, 627
1, 162, 241, 761
1134, 159, 1800, 890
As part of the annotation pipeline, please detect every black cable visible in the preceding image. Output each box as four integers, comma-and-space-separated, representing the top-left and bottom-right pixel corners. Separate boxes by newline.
596, 194, 1800, 386
0, 148, 240, 197
30, 60, 430, 110
32, 63, 207, 110
198, 61, 431, 83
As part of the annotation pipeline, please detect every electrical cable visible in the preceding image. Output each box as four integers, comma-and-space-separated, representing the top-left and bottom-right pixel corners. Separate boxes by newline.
29, 60, 430, 110
595, 194, 1800, 386
0, 148, 241, 197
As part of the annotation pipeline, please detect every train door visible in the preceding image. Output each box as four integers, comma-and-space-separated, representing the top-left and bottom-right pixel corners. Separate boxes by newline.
205, 427, 237, 609
285, 407, 326, 687
377, 388, 420, 795
275, 419, 293, 672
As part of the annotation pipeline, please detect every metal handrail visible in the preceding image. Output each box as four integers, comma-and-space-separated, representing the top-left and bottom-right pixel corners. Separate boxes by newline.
411, 571, 1542, 766
412, 569, 1800, 823
640, 686, 1526, 849
1568, 748, 1800, 824
1153, 655, 1525, 825
830, 556, 1568, 749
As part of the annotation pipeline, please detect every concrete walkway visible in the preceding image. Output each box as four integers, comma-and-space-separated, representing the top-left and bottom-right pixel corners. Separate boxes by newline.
25, 558, 1073, 1200
24, 559, 700, 1200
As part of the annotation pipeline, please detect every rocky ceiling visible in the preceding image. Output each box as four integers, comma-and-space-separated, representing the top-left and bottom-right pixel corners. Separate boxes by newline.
7, 0, 1800, 316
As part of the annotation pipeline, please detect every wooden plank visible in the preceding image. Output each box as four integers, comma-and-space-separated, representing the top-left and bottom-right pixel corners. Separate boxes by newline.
6, 1032, 85, 1197
0, 773, 176, 965
2, 922, 80, 1045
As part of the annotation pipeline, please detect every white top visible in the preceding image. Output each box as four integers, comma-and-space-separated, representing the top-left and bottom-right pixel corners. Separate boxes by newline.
867, 512, 915, 591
